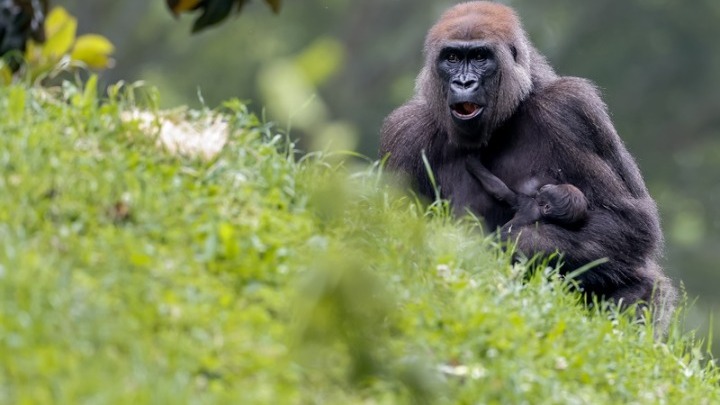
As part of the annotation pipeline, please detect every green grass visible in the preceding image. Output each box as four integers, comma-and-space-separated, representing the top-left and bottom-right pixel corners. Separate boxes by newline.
0, 81, 718, 404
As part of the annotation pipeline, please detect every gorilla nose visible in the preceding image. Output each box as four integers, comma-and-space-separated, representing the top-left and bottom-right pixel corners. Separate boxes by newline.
451, 76, 479, 91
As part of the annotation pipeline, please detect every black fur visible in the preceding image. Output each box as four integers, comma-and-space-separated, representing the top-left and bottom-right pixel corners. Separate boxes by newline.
466, 158, 588, 228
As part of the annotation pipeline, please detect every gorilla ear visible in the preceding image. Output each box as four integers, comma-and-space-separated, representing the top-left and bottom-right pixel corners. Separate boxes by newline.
510, 45, 518, 62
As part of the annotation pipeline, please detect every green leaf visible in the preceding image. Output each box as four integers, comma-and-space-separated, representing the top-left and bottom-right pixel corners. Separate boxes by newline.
7, 86, 26, 123
80, 74, 98, 108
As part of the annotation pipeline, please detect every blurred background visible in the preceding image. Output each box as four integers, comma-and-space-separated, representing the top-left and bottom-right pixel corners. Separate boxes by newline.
58, 0, 720, 342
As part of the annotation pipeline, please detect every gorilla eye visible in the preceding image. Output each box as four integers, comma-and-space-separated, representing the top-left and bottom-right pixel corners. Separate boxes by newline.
447, 53, 460, 63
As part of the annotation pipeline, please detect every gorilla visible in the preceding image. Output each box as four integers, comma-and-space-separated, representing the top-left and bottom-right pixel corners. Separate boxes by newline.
466, 158, 588, 229
380, 1, 676, 331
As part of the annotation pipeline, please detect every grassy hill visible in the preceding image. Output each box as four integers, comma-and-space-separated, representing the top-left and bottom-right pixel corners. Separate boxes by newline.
1, 81, 718, 404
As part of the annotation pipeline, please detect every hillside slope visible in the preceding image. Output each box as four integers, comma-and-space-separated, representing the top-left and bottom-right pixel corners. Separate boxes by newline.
0, 82, 718, 404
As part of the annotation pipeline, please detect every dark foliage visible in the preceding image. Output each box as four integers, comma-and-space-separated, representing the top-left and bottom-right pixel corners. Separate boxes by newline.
166, 0, 281, 33
0, 0, 46, 63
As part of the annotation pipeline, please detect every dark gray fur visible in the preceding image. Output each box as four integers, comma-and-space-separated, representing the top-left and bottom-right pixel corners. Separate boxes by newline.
380, 2, 676, 332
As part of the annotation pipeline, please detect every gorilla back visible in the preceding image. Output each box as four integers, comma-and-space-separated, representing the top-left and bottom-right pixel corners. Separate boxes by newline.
380, 1, 677, 332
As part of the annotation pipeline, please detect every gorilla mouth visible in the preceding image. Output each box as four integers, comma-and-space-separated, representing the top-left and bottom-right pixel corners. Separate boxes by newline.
450, 102, 483, 120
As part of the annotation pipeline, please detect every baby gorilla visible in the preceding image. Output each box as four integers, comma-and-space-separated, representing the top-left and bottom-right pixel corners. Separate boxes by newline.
466, 159, 588, 229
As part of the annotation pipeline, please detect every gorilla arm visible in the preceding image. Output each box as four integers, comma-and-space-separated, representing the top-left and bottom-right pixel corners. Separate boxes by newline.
380, 98, 439, 198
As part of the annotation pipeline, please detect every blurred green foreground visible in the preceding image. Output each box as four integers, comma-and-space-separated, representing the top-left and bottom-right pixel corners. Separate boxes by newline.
0, 83, 719, 404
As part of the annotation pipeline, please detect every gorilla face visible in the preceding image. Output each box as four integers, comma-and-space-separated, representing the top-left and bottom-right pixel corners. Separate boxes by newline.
436, 41, 498, 144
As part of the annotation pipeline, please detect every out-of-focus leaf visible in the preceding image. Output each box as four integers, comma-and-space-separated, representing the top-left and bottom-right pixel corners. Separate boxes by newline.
295, 38, 345, 86
71, 34, 115, 69
170, 0, 280, 33
30, 0, 50, 42
235, 0, 249, 13
0, 0, 48, 58
42, 7, 77, 58
0, 64, 12, 85
166, 0, 203, 15
265, 0, 281, 13
192, 0, 235, 33
20, 6, 115, 79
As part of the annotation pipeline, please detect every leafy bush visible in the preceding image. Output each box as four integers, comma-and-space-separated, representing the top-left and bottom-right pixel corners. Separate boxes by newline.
0, 82, 718, 403
1, 6, 114, 83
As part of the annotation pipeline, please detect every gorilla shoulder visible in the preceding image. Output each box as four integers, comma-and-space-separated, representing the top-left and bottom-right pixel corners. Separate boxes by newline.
522, 76, 617, 152
532, 76, 607, 116
380, 99, 439, 168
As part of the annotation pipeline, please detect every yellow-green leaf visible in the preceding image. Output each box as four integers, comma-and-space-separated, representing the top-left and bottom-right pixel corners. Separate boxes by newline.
8, 86, 26, 123
71, 34, 115, 69
81, 74, 98, 108
0, 65, 11, 85
43, 7, 78, 58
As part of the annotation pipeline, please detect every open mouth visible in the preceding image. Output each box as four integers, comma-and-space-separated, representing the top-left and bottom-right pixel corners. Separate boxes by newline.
450, 103, 484, 120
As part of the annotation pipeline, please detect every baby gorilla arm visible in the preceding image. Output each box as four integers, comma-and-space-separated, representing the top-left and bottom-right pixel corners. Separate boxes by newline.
466, 158, 588, 232
466, 158, 542, 230
465, 158, 518, 207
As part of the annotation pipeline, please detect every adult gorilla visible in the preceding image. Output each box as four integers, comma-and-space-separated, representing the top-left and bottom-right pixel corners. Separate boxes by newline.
380, 1, 676, 330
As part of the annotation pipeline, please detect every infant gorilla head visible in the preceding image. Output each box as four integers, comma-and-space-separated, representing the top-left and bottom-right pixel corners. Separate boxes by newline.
535, 184, 588, 226
466, 158, 588, 227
